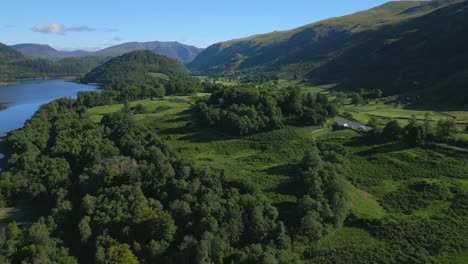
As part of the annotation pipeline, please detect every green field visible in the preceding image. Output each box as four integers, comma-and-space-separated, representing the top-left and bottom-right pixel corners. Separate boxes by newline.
87, 94, 468, 262
149, 72, 170, 80
340, 100, 468, 141
316, 227, 385, 251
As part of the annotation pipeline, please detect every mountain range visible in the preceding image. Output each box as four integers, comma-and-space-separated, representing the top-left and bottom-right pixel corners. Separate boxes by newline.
2, 0, 468, 103
93, 41, 203, 62
10, 41, 203, 62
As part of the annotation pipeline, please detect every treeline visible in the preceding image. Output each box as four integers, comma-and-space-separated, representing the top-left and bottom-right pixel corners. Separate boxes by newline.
196, 86, 337, 135
370, 115, 459, 146
296, 143, 347, 248
77, 78, 226, 108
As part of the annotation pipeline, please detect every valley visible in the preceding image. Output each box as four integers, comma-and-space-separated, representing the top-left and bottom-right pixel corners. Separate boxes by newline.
0, 0, 467, 263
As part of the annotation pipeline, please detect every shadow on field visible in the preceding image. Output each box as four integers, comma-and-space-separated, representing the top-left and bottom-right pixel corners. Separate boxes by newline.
264, 164, 306, 196
263, 163, 301, 177
344, 137, 384, 147
164, 109, 194, 123
177, 128, 230, 143
355, 142, 409, 156
263, 164, 307, 224
159, 126, 192, 136
267, 179, 308, 198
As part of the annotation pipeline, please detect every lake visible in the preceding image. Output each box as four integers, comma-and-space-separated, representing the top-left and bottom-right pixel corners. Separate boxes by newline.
0, 79, 99, 172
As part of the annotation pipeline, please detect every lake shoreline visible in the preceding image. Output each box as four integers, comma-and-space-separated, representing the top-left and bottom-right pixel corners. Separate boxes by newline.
0, 81, 19, 86
0, 79, 100, 138
0, 76, 80, 86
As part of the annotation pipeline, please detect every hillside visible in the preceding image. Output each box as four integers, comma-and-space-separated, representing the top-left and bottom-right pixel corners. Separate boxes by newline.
94, 41, 203, 62
0, 43, 107, 81
0, 43, 68, 81
10, 43, 92, 61
0, 43, 24, 62
57, 56, 110, 75
81, 50, 188, 84
309, 0, 468, 103
189, 0, 467, 102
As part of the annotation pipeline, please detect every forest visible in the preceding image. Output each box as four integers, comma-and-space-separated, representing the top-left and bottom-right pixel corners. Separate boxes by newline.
0, 97, 345, 263
196, 85, 337, 135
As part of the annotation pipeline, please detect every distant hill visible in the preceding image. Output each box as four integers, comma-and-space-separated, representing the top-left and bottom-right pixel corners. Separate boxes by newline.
0, 43, 63, 81
11, 41, 204, 63
0, 43, 24, 62
81, 50, 188, 84
10, 43, 92, 61
0, 43, 107, 81
57, 56, 110, 75
94, 41, 203, 62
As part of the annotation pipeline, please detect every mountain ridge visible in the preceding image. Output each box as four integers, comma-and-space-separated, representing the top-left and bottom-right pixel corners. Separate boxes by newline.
10, 41, 204, 63
94, 41, 203, 62
10, 43, 92, 61
189, 0, 463, 73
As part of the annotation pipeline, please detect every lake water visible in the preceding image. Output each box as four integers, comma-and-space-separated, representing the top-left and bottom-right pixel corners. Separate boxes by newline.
0, 79, 99, 136
0, 79, 99, 172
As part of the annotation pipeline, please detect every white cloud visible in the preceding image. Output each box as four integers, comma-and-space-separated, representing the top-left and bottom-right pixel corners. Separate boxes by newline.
32, 24, 95, 35
32, 23, 65, 34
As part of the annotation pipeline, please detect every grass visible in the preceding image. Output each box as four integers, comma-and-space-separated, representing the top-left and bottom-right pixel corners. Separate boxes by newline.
149, 72, 170, 80
316, 227, 385, 251
341, 180, 387, 219
87, 95, 199, 123
341, 101, 446, 123
318, 128, 467, 219
412, 200, 452, 218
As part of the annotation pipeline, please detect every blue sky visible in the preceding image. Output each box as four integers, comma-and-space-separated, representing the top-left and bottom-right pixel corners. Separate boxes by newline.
1, 0, 394, 50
